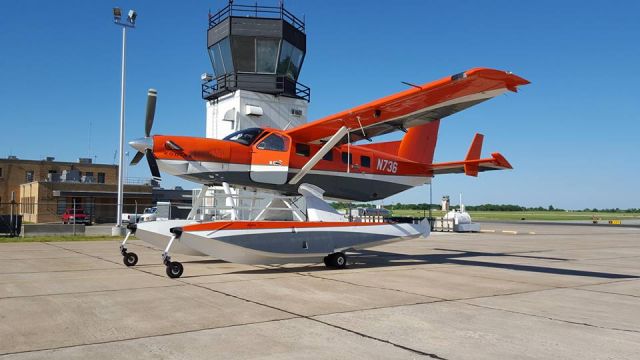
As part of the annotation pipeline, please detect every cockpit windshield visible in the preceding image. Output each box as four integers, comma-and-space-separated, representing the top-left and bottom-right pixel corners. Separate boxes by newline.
222, 128, 264, 146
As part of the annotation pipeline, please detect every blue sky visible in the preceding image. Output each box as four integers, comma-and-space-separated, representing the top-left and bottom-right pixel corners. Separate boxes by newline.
1, 1, 638, 209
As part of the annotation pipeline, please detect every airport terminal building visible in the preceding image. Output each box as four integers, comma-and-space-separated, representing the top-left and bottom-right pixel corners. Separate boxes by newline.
0, 156, 189, 224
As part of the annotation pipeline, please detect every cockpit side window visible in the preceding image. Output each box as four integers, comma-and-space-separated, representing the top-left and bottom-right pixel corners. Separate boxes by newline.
256, 133, 289, 152
222, 128, 264, 146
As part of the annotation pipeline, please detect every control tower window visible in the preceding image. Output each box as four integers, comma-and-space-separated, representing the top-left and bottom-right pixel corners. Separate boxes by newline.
256, 39, 279, 73
209, 37, 234, 76
223, 128, 264, 146
277, 40, 304, 80
233, 36, 256, 72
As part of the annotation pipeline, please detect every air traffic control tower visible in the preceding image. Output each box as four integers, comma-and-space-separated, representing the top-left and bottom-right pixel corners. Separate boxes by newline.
202, 1, 310, 139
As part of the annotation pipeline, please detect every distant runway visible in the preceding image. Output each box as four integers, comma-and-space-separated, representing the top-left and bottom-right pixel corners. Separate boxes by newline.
1, 222, 639, 359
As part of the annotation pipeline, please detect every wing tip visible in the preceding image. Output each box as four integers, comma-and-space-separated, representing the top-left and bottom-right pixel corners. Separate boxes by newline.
491, 152, 513, 169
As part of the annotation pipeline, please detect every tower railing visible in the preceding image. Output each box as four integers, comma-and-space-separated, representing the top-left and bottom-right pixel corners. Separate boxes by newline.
202, 73, 310, 102
209, 2, 305, 32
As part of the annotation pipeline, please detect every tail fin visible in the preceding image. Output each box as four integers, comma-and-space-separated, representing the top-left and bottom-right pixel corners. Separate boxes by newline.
397, 120, 440, 164
464, 133, 484, 176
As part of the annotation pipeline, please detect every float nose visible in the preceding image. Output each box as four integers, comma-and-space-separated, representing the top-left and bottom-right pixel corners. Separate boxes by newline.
129, 137, 153, 152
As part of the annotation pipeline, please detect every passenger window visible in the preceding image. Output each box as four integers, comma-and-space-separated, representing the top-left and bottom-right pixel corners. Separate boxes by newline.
341, 152, 352, 165
295, 143, 310, 157
257, 134, 289, 152
322, 151, 333, 161
361, 156, 371, 168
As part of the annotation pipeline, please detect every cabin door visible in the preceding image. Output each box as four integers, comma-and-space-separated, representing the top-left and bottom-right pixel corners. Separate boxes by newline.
250, 133, 291, 185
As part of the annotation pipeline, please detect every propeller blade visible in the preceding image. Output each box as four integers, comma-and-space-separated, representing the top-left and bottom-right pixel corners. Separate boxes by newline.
145, 149, 161, 180
129, 151, 145, 166
145, 89, 157, 137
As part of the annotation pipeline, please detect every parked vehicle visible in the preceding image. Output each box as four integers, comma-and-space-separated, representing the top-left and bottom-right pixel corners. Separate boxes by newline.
121, 213, 142, 224
62, 208, 91, 225
139, 207, 158, 222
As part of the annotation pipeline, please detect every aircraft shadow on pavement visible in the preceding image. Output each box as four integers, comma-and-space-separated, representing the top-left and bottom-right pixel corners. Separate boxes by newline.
220, 249, 639, 279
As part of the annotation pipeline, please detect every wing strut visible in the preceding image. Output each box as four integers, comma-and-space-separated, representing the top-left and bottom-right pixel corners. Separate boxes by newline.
289, 126, 348, 185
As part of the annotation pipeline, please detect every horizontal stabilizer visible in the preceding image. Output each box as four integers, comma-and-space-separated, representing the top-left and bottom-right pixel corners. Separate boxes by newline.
430, 152, 512, 176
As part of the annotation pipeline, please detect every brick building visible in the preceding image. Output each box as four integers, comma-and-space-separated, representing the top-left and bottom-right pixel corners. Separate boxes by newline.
1, 156, 154, 223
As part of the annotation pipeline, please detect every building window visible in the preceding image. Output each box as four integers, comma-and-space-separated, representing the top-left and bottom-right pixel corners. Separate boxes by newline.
322, 151, 333, 161
277, 40, 304, 80
361, 156, 371, 168
57, 199, 67, 215
256, 38, 279, 73
341, 152, 352, 165
208, 37, 234, 76
25, 170, 34, 182
295, 143, 310, 157
232, 36, 256, 72
97, 172, 105, 184
0, 167, 3, 177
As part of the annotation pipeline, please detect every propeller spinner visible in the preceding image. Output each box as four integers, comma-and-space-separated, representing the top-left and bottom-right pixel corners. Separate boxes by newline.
129, 89, 161, 180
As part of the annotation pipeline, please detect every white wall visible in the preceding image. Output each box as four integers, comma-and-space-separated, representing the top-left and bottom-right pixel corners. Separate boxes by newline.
205, 90, 308, 139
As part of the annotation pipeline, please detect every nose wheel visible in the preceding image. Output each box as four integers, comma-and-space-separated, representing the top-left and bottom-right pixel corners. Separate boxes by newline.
165, 261, 184, 278
120, 225, 139, 267
123, 251, 138, 267
162, 229, 185, 278
324, 252, 347, 269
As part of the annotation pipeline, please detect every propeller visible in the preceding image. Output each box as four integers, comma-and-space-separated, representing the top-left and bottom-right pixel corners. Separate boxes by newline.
129, 89, 161, 181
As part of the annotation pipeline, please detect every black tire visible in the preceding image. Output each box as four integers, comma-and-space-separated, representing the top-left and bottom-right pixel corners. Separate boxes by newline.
123, 252, 138, 267
166, 261, 184, 278
326, 252, 347, 269
334, 252, 347, 269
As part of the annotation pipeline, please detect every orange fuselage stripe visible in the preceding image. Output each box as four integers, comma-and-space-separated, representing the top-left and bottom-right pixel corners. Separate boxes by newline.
183, 221, 386, 232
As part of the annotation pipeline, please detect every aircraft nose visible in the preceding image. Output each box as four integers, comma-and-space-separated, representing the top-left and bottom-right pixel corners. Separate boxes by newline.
129, 137, 153, 152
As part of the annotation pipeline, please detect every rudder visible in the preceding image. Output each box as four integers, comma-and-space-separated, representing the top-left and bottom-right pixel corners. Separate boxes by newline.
397, 120, 440, 164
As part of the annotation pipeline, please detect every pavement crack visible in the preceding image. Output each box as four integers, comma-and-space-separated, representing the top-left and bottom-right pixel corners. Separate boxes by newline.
300, 272, 435, 299
0, 284, 187, 301
311, 317, 448, 359
457, 301, 640, 334
182, 277, 446, 358
571, 287, 640, 299
0, 317, 295, 357
43, 242, 123, 266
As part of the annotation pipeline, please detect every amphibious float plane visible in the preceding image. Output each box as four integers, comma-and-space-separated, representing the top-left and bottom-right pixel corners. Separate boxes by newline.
121, 67, 529, 277
129, 68, 529, 201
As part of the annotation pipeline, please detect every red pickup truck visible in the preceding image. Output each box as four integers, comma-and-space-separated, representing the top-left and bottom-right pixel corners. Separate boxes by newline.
62, 208, 91, 225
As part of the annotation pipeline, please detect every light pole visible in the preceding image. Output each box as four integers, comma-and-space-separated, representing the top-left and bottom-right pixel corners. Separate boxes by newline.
112, 7, 136, 232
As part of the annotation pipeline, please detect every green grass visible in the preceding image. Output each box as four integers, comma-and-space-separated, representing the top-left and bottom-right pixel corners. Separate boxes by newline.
0, 235, 129, 243
390, 209, 640, 221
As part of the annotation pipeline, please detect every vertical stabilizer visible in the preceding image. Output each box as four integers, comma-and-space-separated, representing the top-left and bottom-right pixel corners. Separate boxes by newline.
464, 133, 484, 176
397, 120, 440, 164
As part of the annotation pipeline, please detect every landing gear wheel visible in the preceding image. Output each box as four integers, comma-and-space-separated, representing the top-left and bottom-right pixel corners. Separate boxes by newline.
325, 252, 347, 269
166, 261, 184, 278
123, 252, 138, 267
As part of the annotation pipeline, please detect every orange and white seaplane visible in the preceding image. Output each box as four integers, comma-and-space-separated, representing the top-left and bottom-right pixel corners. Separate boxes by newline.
120, 68, 529, 278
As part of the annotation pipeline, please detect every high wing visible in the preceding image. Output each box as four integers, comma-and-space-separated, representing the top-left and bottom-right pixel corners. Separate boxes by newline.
285, 68, 529, 144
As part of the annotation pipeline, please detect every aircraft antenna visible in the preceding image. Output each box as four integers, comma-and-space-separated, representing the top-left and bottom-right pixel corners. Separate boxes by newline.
401, 81, 422, 89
